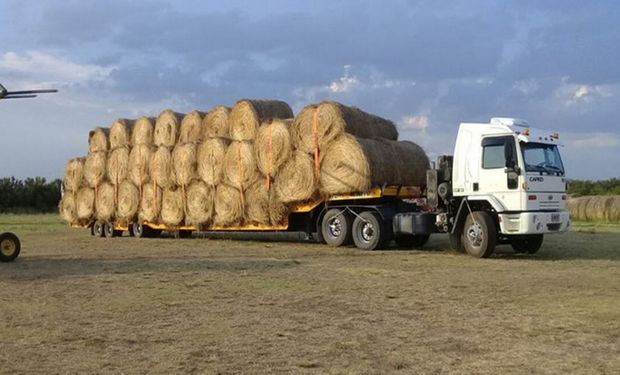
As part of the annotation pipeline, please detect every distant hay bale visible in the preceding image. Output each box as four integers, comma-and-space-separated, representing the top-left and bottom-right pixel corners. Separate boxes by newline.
161, 187, 185, 226
139, 183, 162, 223
567, 197, 580, 219
197, 138, 229, 186
274, 151, 316, 203
255, 119, 292, 178
213, 183, 243, 226
223, 141, 257, 189
132, 116, 155, 145
203, 106, 231, 139
590, 196, 613, 221
246, 177, 287, 225
576, 196, 592, 221
128, 144, 153, 187
109, 118, 135, 149
291, 101, 399, 153
116, 180, 139, 222
151, 146, 174, 189
179, 110, 205, 143
107, 146, 130, 185
95, 181, 115, 222
609, 196, 620, 222
185, 180, 214, 226
76, 187, 95, 220
59, 193, 77, 224
172, 142, 197, 187
154, 109, 183, 147
229, 99, 293, 141
88, 127, 109, 153
63, 157, 85, 192
83, 151, 107, 188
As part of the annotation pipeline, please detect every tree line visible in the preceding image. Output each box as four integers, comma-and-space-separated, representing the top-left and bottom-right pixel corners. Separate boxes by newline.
568, 178, 620, 197
0, 177, 61, 213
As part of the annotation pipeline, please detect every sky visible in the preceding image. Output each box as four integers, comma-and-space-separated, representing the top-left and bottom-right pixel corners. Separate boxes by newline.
0, 0, 619, 180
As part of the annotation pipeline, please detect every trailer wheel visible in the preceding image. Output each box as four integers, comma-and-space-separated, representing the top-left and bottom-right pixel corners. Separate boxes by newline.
130, 222, 150, 238
104, 222, 121, 238
511, 234, 544, 254
0, 232, 21, 262
93, 221, 105, 237
352, 211, 388, 250
395, 234, 430, 249
321, 209, 353, 247
461, 211, 496, 258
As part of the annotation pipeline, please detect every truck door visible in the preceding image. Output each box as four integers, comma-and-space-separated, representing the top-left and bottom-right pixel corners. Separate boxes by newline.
478, 136, 521, 210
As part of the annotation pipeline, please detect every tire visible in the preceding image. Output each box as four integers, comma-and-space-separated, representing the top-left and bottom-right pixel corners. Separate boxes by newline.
352, 211, 389, 250
395, 234, 430, 249
511, 234, 544, 254
131, 222, 151, 238
93, 221, 105, 238
0, 232, 21, 262
321, 209, 353, 247
104, 222, 121, 238
461, 211, 497, 258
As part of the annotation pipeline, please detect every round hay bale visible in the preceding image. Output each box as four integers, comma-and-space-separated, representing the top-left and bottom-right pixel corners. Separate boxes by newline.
172, 142, 197, 187
139, 183, 162, 223
590, 196, 613, 222
154, 109, 183, 147
109, 118, 135, 149
128, 144, 153, 187
229, 99, 293, 141
274, 151, 316, 203
576, 196, 592, 221
214, 183, 243, 226
107, 146, 130, 185
567, 197, 580, 219
179, 110, 205, 144
608, 196, 620, 222
223, 141, 257, 189
116, 180, 139, 222
63, 157, 85, 192
83, 151, 107, 188
132, 116, 155, 145
186, 180, 214, 226
150, 146, 174, 189
197, 137, 229, 186
255, 119, 292, 178
318, 134, 370, 194
59, 193, 77, 224
95, 181, 115, 222
203, 105, 231, 139
246, 177, 287, 225
88, 127, 109, 153
161, 187, 184, 226
76, 187, 95, 220
291, 101, 399, 153
584, 197, 601, 221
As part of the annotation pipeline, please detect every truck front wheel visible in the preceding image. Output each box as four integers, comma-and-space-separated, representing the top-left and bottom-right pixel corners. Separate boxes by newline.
352, 211, 389, 250
461, 211, 497, 258
321, 209, 353, 247
511, 234, 543, 254
0, 232, 21, 262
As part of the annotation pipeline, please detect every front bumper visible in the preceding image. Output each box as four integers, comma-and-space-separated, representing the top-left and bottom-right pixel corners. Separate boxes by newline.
498, 211, 570, 235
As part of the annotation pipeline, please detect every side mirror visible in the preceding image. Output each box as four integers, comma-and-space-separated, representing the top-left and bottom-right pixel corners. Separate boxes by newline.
504, 140, 517, 169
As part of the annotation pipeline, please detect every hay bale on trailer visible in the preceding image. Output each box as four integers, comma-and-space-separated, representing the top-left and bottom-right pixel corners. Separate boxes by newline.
132, 116, 155, 145
63, 157, 85, 192
161, 187, 185, 226
154, 109, 183, 147
246, 177, 287, 225
107, 146, 130, 185
185, 180, 214, 226
95, 181, 115, 222
139, 183, 162, 223
179, 110, 205, 144
197, 137, 229, 186
128, 144, 153, 187
214, 183, 244, 226
151, 146, 174, 189
109, 118, 135, 149
88, 127, 109, 153
83, 151, 107, 188
59, 193, 77, 224
229, 99, 293, 141
116, 180, 139, 223
172, 142, 197, 187
223, 141, 258, 189
203, 106, 231, 139
76, 187, 95, 221
255, 119, 292, 179
273, 151, 316, 203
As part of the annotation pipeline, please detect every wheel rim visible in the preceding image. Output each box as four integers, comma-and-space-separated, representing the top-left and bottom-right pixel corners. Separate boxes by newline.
466, 223, 483, 247
133, 223, 143, 236
0, 239, 16, 257
94, 222, 103, 236
361, 222, 375, 242
328, 217, 342, 237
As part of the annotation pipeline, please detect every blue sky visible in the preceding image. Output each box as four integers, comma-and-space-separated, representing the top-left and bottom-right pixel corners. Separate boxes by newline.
0, 0, 618, 180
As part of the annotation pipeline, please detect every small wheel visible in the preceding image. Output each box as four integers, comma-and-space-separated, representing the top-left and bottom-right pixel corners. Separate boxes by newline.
352, 211, 389, 250
104, 222, 121, 238
0, 232, 21, 262
395, 234, 430, 249
461, 211, 497, 258
321, 209, 353, 247
131, 222, 151, 238
511, 234, 544, 254
93, 221, 105, 238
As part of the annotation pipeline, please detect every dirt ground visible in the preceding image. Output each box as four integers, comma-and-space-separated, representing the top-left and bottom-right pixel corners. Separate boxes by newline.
1, 215, 619, 374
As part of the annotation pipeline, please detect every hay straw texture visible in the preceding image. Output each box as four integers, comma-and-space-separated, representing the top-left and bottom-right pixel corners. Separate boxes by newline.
84, 151, 107, 188
151, 146, 174, 189
63, 157, 85, 192
154, 109, 183, 147
107, 146, 130, 185
110, 118, 135, 149
246, 177, 287, 225
291, 101, 399, 153
128, 145, 153, 187
203, 106, 231, 139
197, 138, 229, 186
161, 188, 185, 226
229, 99, 294, 141
223, 141, 257, 189
255, 119, 292, 178
76, 187, 95, 220
274, 151, 316, 203
214, 183, 243, 226
569, 195, 620, 222
116, 180, 139, 222
172, 142, 197, 186
95, 182, 115, 221
59, 193, 77, 224
139, 183, 161, 223
179, 110, 206, 144
132, 116, 155, 145
88, 127, 109, 153
185, 180, 214, 226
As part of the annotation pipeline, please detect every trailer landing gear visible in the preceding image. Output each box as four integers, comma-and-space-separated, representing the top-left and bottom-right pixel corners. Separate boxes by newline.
0, 232, 21, 262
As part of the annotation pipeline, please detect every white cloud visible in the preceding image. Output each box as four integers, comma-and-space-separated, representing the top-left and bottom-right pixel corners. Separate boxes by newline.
512, 79, 540, 95
564, 132, 620, 149
555, 79, 612, 106
400, 115, 430, 131
328, 65, 360, 93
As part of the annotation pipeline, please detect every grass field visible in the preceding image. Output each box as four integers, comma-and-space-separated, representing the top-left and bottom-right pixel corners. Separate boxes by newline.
1, 215, 619, 374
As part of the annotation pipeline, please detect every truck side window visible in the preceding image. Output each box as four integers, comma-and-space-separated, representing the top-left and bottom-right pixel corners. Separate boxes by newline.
482, 141, 505, 169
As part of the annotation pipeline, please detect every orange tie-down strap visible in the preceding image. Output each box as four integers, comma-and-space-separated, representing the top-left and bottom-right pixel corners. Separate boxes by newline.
266, 124, 273, 190
237, 144, 245, 210
312, 107, 320, 179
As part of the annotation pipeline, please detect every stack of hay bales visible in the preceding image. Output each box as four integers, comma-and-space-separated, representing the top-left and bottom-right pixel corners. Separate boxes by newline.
567, 195, 620, 222
59, 99, 430, 229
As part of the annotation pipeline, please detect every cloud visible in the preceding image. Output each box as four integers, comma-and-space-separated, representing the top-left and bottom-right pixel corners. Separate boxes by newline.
400, 115, 430, 131
564, 132, 619, 149
328, 65, 360, 93
555, 80, 612, 106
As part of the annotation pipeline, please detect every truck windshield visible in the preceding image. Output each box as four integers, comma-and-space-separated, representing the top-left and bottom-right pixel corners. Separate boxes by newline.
521, 142, 565, 175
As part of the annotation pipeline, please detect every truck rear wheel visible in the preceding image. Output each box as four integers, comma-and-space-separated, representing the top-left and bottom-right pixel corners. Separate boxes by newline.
321, 209, 353, 247
395, 234, 430, 249
0, 232, 21, 262
352, 211, 388, 250
461, 211, 497, 258
511, 234, 543, 254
